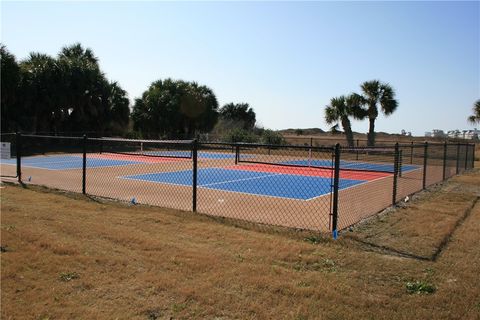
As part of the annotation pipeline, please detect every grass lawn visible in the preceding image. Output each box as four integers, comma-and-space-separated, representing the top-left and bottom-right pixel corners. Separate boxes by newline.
1, 169, 479, 319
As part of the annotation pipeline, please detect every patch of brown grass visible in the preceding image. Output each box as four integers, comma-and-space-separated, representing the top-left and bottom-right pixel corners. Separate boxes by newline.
1, 171, 480, 319
348, 190, 477, 258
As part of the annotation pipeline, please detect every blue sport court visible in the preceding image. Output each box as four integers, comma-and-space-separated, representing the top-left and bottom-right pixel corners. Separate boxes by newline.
122, 168, 367, 200
0, 151, 242, 170
0, 155, 142, 170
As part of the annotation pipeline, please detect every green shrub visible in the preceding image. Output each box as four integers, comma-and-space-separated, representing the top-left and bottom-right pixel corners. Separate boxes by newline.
406, 280, 436, 294
223, 128, 259, 143
261, 129, 285, 145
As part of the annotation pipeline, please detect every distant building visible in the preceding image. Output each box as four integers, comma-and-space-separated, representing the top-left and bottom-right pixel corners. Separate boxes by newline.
446, 129, 479, 140
447, 130, 460, 138
425, 131, 432, 137
464, 129, 479, 140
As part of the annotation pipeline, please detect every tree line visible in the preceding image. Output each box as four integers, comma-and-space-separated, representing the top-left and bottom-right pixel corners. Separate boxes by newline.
4, 43, 417, 146
1, 43, 272, 141
1, 44, 130, 135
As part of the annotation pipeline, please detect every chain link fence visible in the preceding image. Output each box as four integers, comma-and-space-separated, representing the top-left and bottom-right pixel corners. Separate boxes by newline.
0, 133, 476, 236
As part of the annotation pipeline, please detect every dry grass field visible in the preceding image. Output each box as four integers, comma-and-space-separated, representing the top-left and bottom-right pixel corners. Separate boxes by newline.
1, 168, 480, 319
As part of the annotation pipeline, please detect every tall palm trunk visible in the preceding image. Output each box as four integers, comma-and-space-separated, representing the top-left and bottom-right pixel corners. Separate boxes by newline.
367, 117, 375, 146
341, 117, 355, 148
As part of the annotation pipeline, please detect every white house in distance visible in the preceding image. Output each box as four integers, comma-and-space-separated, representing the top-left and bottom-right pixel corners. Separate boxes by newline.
445, 129, 479, 140
425, 129, 479, 139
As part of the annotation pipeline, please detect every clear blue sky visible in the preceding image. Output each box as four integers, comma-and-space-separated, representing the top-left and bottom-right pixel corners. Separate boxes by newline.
1, 1, 479, 136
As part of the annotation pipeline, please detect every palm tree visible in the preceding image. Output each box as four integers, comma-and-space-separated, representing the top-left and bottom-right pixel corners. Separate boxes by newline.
468, 99, 480, 124
219, 103, 256, 130
57, 43, 105, 132
360, 80, 398, 146
132, 79, 219, 139
19, 52, 60, 133
1, 44, 20, 133
325, 93, 366, 147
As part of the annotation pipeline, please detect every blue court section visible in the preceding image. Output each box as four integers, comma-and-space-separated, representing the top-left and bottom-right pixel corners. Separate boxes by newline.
0, 152, 239, 170
283, 159, 418, 173
0, 155, 141, 170
122, 168, 365, 200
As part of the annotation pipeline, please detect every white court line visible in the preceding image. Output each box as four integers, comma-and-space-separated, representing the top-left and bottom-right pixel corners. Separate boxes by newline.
200, 172, 282, 187
1, 163, 60, 171
119, 175, 312, 201
200, 185, 310, 201
304, 172, 391, 202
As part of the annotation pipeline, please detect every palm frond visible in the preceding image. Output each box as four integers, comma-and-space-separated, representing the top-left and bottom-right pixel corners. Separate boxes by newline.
346, 93, 367, 120
379, 84, 398, 115
324, 96, 346, 124
324, 105, 339, 124
468, 115, 478, 124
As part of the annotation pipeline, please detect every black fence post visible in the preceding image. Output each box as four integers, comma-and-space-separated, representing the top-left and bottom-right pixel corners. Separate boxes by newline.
464, 144, 469, 170
472, 144, 476, 169
392, 143, 399, 206
422, 142, 428, 189
16, 132, 22, 183
442, 141, 447, 180
82, 134, 87, 194
399, 149, 403, 177
235, 144, 240, 165
192, 139, 198, 212
331, 144, 341, 238
356, 139, 359, 161
410, 141, 414, 164
456, 143, 460, 174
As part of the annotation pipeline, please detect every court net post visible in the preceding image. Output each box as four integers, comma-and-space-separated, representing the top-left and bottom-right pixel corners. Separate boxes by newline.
331, 143, 340, 238
392, 143, 399, 206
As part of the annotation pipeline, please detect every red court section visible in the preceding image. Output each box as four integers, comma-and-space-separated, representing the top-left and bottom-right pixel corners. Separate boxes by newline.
87, 153, 189, 164
227, 164, 391, 181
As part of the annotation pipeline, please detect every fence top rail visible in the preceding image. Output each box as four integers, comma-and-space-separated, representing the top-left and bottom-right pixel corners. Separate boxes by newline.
234, 142, 335, 151
0, 132, 16, 136
199, 142, 237, 147
341, 145, 398, 151
88, 137, 195, 145
396, 142, 475, 148
21, 134, 85, 140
